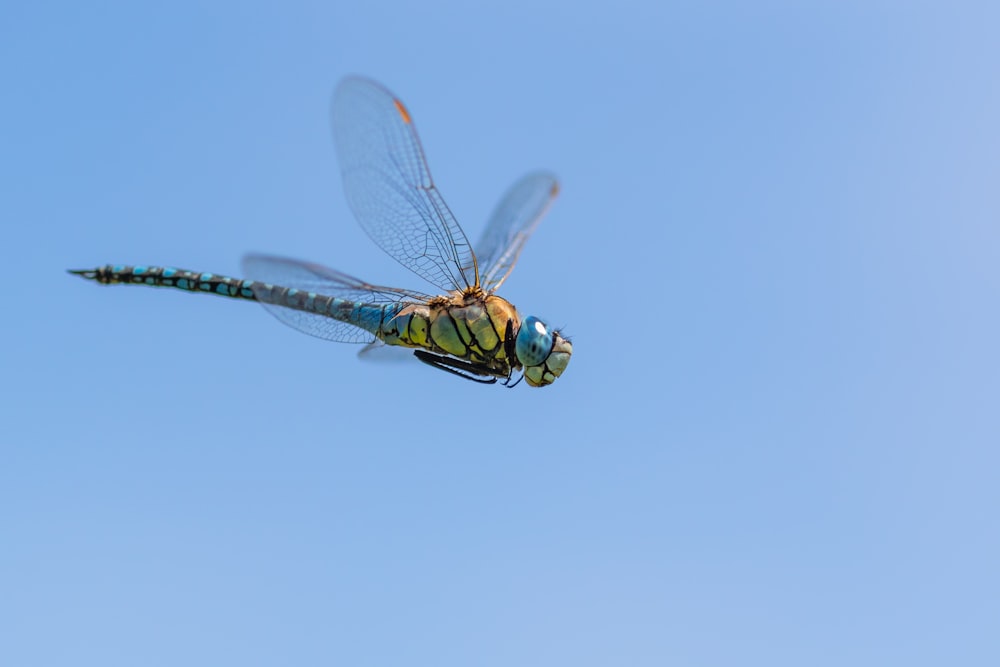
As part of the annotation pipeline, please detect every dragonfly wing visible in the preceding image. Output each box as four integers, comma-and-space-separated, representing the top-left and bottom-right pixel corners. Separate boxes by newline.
476, 171, 559, 293
358, 339, 419, 363
241, 254, 429, 344
332, 77, 477, 293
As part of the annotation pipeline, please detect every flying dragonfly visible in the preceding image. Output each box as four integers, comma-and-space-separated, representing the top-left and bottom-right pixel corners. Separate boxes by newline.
71, 77, 572, 387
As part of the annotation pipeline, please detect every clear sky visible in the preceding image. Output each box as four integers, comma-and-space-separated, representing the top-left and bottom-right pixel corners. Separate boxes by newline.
3, 1, 998, 665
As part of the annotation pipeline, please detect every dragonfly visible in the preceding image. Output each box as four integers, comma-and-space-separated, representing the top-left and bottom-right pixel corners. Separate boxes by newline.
70, 77, 572, 387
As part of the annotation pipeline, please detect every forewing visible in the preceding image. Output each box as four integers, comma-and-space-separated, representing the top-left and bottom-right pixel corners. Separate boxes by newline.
332, 77, 477, 292
241, 254, 429, 344
476, 171, 559, 292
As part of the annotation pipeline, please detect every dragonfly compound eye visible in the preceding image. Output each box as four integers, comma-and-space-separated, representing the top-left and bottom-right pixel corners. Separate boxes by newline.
516, 316, 554, 366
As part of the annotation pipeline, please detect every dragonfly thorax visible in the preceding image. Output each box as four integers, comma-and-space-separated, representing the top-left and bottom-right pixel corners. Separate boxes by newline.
381, 293, 520, 374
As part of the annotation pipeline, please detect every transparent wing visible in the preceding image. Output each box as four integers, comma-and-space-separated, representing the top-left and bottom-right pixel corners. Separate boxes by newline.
476, 172, 559, 293
332, 76, 477, 293
241, 254, 430, 344
358, 339, 420, 363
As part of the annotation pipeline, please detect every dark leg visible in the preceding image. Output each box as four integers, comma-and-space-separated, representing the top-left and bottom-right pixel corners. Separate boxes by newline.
413, 351, 501, 384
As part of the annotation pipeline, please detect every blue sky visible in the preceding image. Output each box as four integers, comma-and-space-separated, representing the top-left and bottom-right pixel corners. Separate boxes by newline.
3, 1, 998, 665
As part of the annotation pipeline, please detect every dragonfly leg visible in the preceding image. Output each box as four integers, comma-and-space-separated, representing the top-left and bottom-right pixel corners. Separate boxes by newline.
413, 351, 501, 384
503, 373, 524, 388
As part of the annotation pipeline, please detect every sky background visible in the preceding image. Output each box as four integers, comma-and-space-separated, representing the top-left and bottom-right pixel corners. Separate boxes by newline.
3, 1, 999, 665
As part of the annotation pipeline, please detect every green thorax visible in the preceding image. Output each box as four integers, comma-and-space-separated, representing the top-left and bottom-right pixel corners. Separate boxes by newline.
379, 292, 521, 369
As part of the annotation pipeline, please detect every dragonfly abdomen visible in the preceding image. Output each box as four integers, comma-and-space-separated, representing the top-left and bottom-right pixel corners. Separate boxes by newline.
69, 265, 259, 299
69, 264, 390, 335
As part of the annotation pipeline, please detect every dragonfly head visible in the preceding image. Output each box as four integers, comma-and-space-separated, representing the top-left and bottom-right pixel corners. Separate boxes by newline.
515, 316, 572, 387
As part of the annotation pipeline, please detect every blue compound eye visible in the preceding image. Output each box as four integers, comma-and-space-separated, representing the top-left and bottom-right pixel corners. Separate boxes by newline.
516, 316, 555, 367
